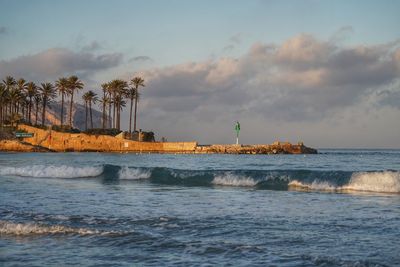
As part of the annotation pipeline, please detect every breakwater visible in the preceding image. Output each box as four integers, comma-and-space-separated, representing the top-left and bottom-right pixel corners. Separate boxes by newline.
0, 125, 317, 154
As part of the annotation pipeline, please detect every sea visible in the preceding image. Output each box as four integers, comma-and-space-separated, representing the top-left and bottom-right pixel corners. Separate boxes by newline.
0, 150, 399, 266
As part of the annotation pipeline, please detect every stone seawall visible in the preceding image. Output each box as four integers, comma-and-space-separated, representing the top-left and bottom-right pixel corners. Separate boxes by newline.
195, 142, 317, 154
16, 125, 197, 153
0, 125, 317, 154
0, 140, 50, 152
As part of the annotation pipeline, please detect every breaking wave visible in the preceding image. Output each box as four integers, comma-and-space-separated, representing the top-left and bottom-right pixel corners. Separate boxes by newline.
212, 173, 257, 187
118, 167, 151, 180
0, 220, 100, 236
1, 164, 399, 194
0, 165, 104, 178
289, 171, 400, 193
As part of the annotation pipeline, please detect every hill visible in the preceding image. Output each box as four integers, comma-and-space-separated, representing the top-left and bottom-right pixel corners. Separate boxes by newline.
32, 101, 103, 130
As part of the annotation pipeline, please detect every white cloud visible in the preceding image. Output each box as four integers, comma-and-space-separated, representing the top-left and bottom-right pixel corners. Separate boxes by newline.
130, 34, 400, 147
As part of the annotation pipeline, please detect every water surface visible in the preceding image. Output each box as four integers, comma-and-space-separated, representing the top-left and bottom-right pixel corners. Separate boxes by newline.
1, 150, 399, 266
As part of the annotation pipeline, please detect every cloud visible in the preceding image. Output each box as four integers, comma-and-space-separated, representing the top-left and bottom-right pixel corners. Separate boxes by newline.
0, 26, 7, 34
0, 47, 123, 82
330, 26, 354, 43
131, 34, 400, 146
81, 41, 102, 52
128, 56, 153, 63
222, 44, 235, 52
222, 33, 243, 52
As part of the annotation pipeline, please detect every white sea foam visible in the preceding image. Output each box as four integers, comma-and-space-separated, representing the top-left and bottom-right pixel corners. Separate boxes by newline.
118, 167, 151, 180
288, 180, 338, 191
212, 173, 257, 187
0, 165, 103, 178
344, 171, 400, 193
0, 220, 99, 236
289, 171, 400, 193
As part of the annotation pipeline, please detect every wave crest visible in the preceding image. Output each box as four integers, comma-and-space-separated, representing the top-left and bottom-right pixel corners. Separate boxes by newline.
118, 167, 151, 180
289, 171, 400, 193
0, 165, 104, 178
346, 171, 400, 193
0, 220, 99, 236
212, 173, 257, 187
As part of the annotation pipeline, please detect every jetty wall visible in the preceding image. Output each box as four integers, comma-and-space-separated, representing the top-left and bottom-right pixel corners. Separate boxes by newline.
0, 125, 318, 154
0, 140, 49, 152
16, 125, 197, 153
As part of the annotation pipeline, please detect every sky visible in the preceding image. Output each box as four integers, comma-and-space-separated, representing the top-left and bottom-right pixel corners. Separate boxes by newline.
0, 0, 399, 148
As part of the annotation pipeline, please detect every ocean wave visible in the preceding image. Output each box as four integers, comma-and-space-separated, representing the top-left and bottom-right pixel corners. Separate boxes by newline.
212, 173, 257, 187
0, 220, 99, 236
0, 165, 104, 178
1, 164, 399, 194
289, 171, 400, 193
118, 167, 151, 180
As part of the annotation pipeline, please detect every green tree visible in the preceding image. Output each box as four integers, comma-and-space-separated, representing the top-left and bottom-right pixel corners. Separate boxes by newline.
109, 79, 128, 130
0, 84, 7, 126
129, 77, 145, 132
86, 90, 98, 129
100, 83, 109, 129
55, 77, 69, 127
126, 86, 138, 133
67, 76, 84, 128
16, 78, 27, 116
25, 82, 37, 124
34, 94, 42, 125
39, 82, 56, 126
98, 95, 111, 129
82, 92, 90, 130
3, 76, 16, 117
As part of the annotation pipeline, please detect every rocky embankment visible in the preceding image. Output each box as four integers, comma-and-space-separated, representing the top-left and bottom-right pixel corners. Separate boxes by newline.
0, 140, 51, 152
0, 125, 317, 154
195, 142, 317, 154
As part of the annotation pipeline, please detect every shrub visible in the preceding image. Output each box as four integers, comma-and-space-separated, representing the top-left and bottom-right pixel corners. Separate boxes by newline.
83, 128, 122, 136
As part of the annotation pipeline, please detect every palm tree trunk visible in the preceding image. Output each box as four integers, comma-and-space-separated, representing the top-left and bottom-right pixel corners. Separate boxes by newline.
60, 93, 64, 126
35, 103, 39, 125
28, 97, 32, 124
89, 102, 93, 129
108, 101, 112, 129
0, 106, 3, 126
102, 91, 106, 129
42, 98, 47, 126
134, 95, 138, 132
116, 102, 119, 130
85, 102, 88, 131
129, 97, 133, 134
113, 102, 116, 129
69, 91, 74, 127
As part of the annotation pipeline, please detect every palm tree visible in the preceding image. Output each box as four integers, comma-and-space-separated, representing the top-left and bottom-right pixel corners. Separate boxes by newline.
126, 86, 138, 133
98, 95, 111, 129
39, 82, 56, 126
3, 76, 16, 117
87, 91, 98, 129
55, 77, 69, 127
67, 75, 84, 128
82, 92, 90, 130
0, 84, 6, 126
8, 88, 22, 118
16, 78, 27, 115
100, 83, 108, 129
25, 82, 37, 124
105, 82, 113, 129
34, 94, 42, 125
109, 79, 128, 130
130, 77, 145, 132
